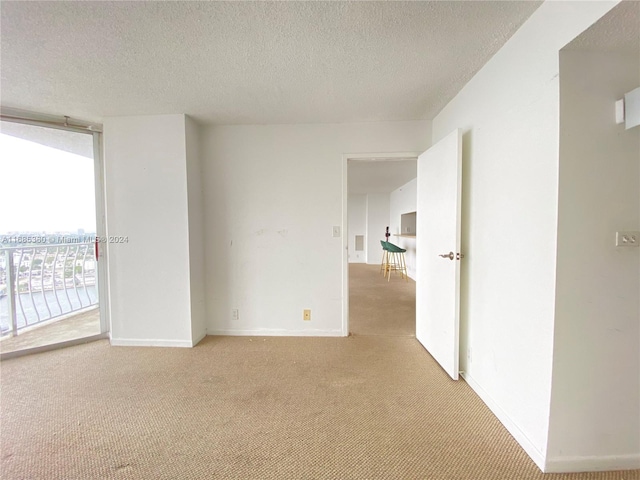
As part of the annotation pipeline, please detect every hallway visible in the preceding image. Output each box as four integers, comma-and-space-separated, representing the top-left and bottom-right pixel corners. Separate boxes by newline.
349, 263, 415, 337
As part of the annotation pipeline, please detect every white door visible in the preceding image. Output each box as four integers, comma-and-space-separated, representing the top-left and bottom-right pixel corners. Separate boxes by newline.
416, 128, 463, 380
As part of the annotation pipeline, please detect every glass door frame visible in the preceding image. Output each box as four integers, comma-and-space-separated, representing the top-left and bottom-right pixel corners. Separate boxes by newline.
0, 109, 110, 353
91, 131, 110, 336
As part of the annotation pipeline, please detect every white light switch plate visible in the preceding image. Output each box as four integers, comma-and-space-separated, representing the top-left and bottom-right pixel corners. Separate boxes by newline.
332, 226, 341, 237
616, 231, 639, 247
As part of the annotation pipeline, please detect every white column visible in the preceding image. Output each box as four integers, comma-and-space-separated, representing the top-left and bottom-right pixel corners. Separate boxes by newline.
103, 114, 203, 347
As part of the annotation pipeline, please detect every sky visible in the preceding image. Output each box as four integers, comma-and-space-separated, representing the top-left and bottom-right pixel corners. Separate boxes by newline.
0, 133, 96, 234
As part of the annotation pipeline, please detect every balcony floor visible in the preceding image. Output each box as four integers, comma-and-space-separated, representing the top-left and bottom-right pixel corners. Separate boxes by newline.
0, 307, 101, 354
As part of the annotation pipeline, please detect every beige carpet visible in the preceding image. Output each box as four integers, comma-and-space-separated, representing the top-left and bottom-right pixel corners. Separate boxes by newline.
1, 336, 638, 480
349, 263, 415, 337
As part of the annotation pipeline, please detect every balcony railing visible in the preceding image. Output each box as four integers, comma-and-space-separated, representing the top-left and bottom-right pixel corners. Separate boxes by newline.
0, 242, 98, 337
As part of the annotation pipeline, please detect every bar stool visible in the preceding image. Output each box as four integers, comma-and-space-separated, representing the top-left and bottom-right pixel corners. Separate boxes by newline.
384, 241, 408, 282
379, 240, 390, 275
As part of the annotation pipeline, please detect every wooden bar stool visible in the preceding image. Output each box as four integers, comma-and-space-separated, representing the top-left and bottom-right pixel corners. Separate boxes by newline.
380, 240, 390, 275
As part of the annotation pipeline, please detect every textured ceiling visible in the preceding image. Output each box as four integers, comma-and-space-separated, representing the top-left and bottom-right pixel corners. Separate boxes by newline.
563, 1, 639, 53
348, 160, 417, 195
1, 1, 542, 125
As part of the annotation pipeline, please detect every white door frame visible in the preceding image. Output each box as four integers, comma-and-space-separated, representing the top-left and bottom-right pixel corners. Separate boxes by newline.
340, 151, 420, 336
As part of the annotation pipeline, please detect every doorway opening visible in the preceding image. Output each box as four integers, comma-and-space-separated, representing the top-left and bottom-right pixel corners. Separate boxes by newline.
342, 153, 418, 337
0, 114, 108, 357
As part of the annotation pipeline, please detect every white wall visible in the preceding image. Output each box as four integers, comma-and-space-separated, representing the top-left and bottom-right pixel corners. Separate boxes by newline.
365, 193, 390, 265
104, 114, 200, 347
202, 120, 429, 336
185, 116, 207, 345
348, 192, 391, 266
389, 178, 417, 279
348, 194, 366, 263
546, 49, 640, 471
431, 1, 620, 470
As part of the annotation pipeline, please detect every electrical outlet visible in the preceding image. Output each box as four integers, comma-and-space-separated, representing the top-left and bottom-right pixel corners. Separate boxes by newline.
303, 309, 311, 321
616, 231, 639, 247
232, 309, 239, 320
467, 346, 472, 363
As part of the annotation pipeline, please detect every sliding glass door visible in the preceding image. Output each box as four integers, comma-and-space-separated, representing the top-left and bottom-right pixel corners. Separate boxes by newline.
0, 119, 108, 354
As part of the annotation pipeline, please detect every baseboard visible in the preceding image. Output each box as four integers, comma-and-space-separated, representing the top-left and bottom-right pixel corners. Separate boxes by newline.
460, 372, 546, 471
110, 338, 194, 348
207, 328, 344, 337
545, 454, 640, 473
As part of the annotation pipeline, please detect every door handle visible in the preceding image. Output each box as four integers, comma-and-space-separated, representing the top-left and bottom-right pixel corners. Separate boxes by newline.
438, 252, 465, 260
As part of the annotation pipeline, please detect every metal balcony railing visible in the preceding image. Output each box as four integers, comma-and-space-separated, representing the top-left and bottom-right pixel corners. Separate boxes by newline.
0, 242, 98, 337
